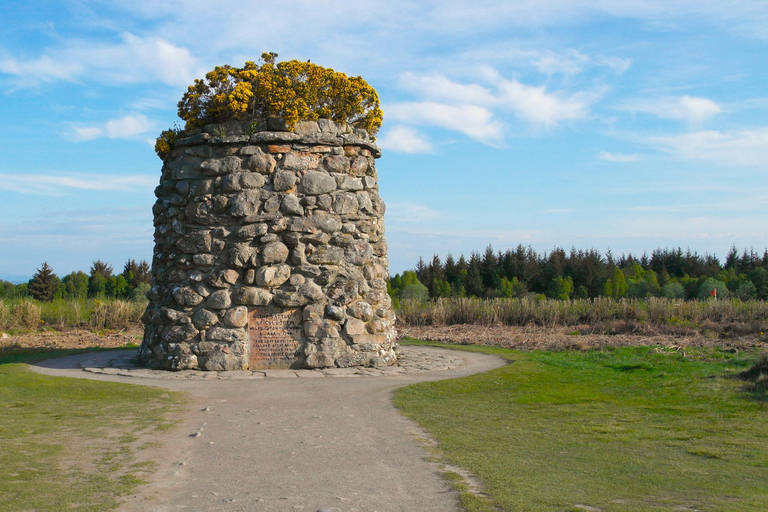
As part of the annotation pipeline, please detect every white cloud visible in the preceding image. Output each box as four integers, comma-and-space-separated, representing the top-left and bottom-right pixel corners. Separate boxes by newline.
597, 151, 640, 162
494, 77, 593, 128
0, 55, 82, 84
0, 32, 199, 88
532, 49, 590, 76
393, 69, 596, 140
648, 128, 768, 166
0, 173, 156, 196
386, 202, 442, 226
398, 72, 496, 105
69, 114, 154, 141
618, 95, 722, 124
377, 126, 434, 154
387, 101, 504, 143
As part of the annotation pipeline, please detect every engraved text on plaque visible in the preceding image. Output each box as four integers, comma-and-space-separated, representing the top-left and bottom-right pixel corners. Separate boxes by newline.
247, 306, 302, 369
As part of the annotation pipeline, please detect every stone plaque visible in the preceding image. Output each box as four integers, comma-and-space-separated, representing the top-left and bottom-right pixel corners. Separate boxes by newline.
248, 306, 302, 369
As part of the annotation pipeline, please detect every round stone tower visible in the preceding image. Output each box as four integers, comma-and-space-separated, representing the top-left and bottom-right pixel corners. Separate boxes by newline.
138, 118, 397, 370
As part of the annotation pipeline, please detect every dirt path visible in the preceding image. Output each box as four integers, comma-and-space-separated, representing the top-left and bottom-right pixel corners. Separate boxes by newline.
31, 346, 505, 512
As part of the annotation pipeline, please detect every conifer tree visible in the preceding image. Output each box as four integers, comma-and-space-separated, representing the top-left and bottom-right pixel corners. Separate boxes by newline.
28, 262, 59, 302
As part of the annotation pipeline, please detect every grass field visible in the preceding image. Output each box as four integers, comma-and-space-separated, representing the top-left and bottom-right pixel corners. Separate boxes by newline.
0, 348, 186, 512
394, 340, 768, 512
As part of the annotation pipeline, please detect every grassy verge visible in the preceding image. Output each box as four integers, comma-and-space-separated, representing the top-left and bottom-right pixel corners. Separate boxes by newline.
394, 340, 768, 512
0, 348, 186, 511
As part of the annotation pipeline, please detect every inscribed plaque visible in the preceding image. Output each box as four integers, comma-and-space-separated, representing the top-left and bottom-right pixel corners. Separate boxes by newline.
247, 306, 302, 369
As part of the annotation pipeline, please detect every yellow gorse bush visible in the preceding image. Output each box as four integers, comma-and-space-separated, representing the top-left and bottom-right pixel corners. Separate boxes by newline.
155, 53, 382, 158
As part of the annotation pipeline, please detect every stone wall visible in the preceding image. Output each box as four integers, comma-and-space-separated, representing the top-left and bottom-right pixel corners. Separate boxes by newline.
138, 119, 397, 371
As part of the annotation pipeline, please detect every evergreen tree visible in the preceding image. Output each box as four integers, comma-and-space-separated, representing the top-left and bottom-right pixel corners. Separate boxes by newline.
28, 262, 59, 302
444, 254, 458, 284
123, 259, 151, 287
62, 271, 89, 299
89, 259, 113, 297
480, 245, 501, 294
90, 259, 113, 278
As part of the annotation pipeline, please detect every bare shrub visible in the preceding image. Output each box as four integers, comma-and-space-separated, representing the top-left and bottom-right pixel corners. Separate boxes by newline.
89, 300, 145, 330
13, 301, 41, 331
395, 297, 768, 335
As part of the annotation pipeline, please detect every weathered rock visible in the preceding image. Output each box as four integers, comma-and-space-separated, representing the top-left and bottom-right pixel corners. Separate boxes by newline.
299, 171, 336, 195
282, 152, 319, 171
207, 290, 232, 309
261, 241, 289, 264
348, 300, 374, 321
323, 154, 350, 173
332, 192, 359, 215
222, 306, 249, 328
272, 170, 297, 191
280, 194, 303, 215
242, 152, 276, 174
254, 264, 291, 287
173, 286, 204, 307
234, 286, 273, 306
229, 190, 260, 217
201, 156, 241, 176
192, 308, 219, 329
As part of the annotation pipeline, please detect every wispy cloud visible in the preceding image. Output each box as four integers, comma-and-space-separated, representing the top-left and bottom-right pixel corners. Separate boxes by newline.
377, 125, 434, 154
597, 151, 640, 162
647, 128, 768, 166
0, 173, 156, 196
386, 202, 442, 226
618, 95, 722, 124
391, 68, 598, 143
387, 101, 504, 143
0, 32, 200, 88
68, 113, 155, 141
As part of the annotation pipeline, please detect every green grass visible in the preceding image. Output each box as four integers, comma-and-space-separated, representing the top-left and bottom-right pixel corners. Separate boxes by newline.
394, 340, 768, 512
0, 348, 187, 511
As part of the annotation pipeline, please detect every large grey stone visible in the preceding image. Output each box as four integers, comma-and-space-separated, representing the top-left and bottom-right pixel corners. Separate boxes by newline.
173, 286, 204, 307
345, 239, 374, 266
306, 245, 344, 265
242, 152, 276, 174
261, 241, 289, 264
272, 170, 297, 191
282, 152, 319, 171
205, 326, 248, 343
229, 190, 260, 217
337, 175, 363, 191
240, 172, 266, 189
300, 171, 336, 195
234, 286, 273, 306
222, 306, 249, 328
332, 192, 359, 215
207, 290, 232, 309
254, 264, 291, 287
323, 154, 350, 173
310, 211, 342, 233
192, 308, 219, 329
201, 156, 242, 176
280, 194, 303, 215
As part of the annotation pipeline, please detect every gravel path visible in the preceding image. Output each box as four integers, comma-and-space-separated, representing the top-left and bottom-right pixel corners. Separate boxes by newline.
31, 346, 506, 512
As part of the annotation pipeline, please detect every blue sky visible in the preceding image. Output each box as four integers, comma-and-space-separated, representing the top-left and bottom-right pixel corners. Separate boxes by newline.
1, 1, 767, 282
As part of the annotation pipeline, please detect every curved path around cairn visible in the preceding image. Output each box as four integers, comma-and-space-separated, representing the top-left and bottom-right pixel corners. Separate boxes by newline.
31, 346, 506, 512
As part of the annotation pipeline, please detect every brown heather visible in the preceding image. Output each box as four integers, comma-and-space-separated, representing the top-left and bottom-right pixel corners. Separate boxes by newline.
396, 297, 768, 335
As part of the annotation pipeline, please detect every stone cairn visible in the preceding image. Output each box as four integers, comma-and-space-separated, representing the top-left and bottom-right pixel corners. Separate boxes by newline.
138, 118, 397, 370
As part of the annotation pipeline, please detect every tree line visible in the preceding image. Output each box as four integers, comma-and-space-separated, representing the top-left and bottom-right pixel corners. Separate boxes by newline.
388, 246, 768, 302
1, 260, 151, 302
